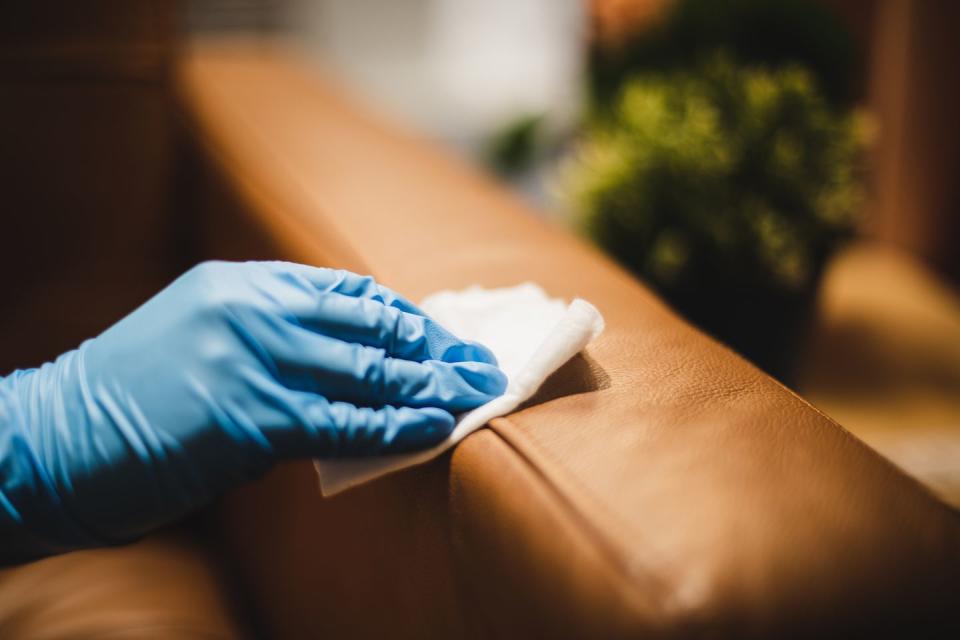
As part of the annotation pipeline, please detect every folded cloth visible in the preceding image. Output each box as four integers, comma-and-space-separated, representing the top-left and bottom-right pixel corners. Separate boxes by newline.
314, 283, 605, 495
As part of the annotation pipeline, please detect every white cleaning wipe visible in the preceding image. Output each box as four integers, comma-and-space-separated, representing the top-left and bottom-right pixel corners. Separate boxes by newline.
314, 283, 605, 495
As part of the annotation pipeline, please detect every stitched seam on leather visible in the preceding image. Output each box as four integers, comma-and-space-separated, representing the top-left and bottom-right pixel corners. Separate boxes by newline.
485, 414, 675, 615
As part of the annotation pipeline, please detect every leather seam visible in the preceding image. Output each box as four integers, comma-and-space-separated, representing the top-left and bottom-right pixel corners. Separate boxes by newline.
485, 414, 675, 616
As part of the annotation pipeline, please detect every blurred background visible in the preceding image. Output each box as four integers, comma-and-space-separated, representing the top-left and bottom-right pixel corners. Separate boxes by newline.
1, 0, 959, 503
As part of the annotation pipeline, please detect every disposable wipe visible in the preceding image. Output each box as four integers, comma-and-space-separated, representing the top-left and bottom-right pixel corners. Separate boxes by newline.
314, 283, 605, 495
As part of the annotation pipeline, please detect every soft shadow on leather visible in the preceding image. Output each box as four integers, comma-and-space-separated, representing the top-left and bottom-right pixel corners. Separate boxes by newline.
517, 352, 611, 411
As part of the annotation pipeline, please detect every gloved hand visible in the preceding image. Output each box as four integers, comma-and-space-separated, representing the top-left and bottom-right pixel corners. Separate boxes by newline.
0, 261, 506, 562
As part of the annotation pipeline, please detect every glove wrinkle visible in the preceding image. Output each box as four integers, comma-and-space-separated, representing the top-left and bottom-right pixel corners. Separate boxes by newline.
0, 262, 506, 561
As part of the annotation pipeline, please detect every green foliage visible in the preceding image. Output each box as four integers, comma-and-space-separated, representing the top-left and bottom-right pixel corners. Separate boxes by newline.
485, 113, 546, 175
590, 0, 861, 110
563, 55, 869, 295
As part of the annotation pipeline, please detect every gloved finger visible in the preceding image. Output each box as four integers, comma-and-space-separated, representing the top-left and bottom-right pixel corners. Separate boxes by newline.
338, 340, 507, 411
256, 262, 497, 365
265, 388, 456, 457
260, 261, 426, 315
290, 291, 498, 365
257, 327, 508, 411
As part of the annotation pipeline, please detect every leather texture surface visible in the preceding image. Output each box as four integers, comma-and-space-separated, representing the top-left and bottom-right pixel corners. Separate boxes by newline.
799, 242, 960, 507
178, 41, 960, 638
0, 530, 249, 639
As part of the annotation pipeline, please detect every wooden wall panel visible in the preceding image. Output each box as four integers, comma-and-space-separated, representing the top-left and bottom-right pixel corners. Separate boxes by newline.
0, 1, 182, 373
865, 0, 960, 283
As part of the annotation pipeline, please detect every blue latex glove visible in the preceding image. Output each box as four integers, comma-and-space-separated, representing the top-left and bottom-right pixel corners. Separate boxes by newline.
0, 261, 506, 562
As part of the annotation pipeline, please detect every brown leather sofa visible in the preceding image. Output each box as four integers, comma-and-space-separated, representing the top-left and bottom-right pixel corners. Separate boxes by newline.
0, 39, 958, 638
177, 42, 960, 638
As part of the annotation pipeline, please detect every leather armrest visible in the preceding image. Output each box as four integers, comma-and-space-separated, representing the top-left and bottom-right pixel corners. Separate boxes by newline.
176, 41, 960, 638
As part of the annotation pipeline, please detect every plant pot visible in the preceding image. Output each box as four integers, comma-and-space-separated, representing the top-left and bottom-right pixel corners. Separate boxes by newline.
663, 279, 820, 386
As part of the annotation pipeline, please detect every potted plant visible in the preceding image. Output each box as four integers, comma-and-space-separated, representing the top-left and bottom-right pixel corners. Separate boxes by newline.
561, 54, 870, 381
